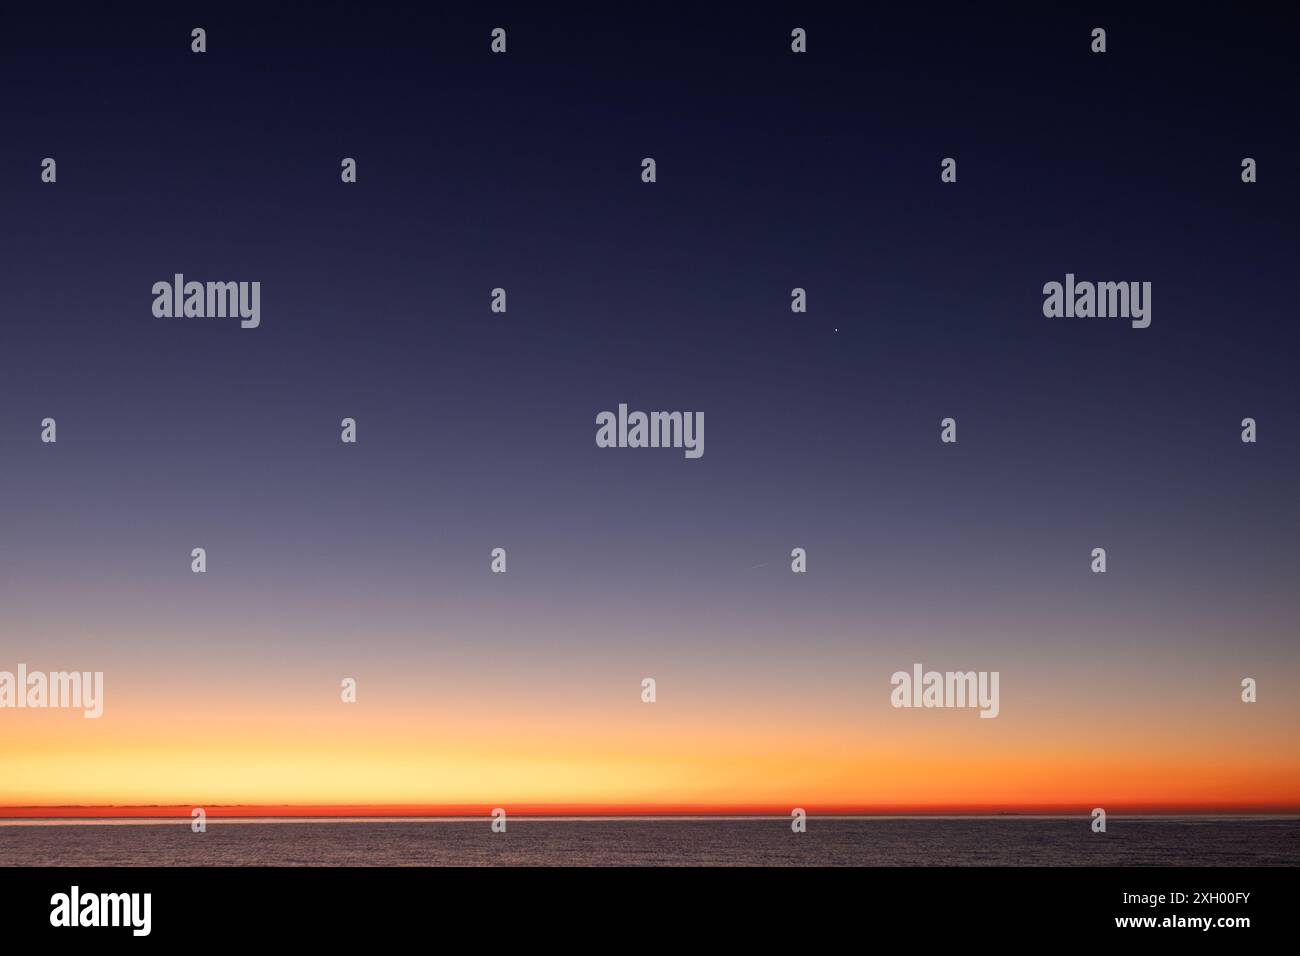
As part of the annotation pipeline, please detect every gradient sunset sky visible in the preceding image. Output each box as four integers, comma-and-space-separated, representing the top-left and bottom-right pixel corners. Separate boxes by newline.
2, 5, 1298, 815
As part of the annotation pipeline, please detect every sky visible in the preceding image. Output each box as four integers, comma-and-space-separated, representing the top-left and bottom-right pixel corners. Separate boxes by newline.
1, 4, 1298, 814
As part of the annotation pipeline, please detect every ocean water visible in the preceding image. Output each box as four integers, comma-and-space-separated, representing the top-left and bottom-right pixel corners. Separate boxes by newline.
1, 816, 1296, 866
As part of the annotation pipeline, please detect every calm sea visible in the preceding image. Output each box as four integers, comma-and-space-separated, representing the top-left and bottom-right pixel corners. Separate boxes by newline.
1, 816, 1296, 866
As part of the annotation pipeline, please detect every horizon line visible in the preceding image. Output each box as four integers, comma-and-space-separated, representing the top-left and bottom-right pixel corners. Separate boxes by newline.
5, 802, 1299, 820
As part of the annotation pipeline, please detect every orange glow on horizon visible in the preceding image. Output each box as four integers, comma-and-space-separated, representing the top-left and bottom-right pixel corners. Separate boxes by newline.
5, 665, 1299, 815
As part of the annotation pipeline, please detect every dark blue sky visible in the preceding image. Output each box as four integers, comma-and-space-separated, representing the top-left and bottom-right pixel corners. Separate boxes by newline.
1, 3, 1297, 810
